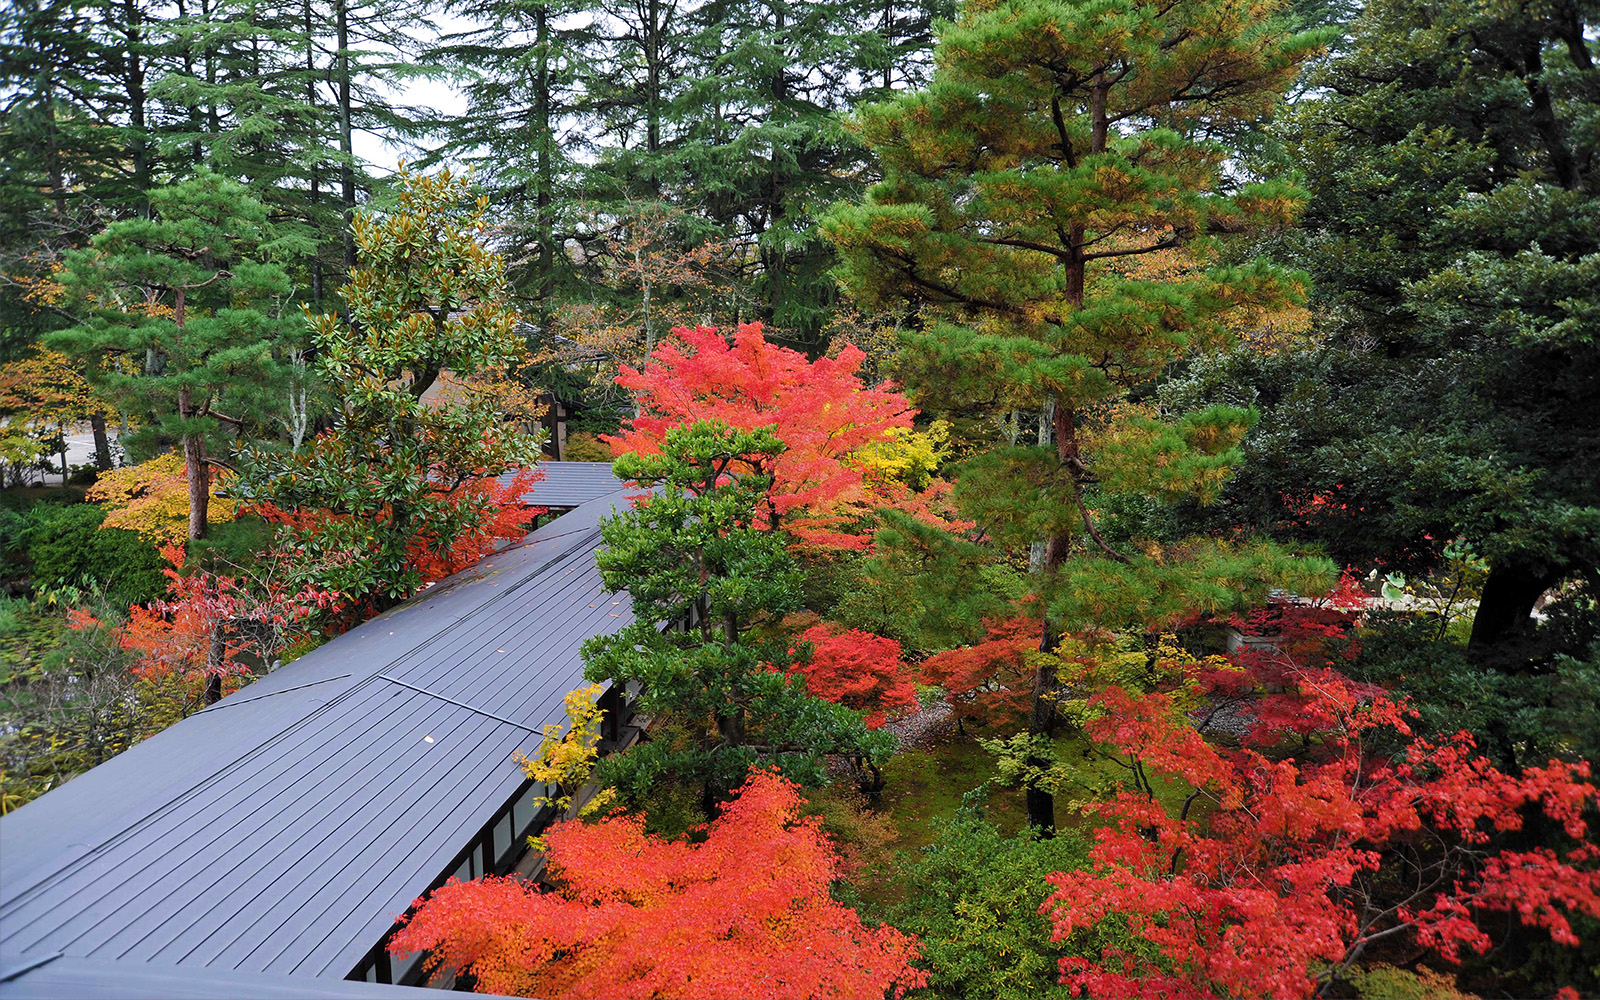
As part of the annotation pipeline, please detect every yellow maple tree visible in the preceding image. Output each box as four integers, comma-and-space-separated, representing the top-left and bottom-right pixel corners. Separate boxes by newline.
87, 452, 238, 543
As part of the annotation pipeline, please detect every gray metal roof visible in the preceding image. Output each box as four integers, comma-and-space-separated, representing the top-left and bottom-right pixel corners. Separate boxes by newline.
0, 490, 635, 988
506, 461, 625, 509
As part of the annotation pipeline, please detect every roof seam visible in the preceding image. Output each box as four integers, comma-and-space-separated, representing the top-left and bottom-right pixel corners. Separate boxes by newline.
373, 674, 543, 733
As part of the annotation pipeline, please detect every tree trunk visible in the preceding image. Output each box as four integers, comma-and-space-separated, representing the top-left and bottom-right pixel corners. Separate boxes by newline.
182, 427, 209, 541
176, 288, 208, 541
336, 0, 356, 274
204, 625, 225, 705
120, 0, 152, 215
305, 0, 325, 310
644, 0, 662, 195
90, 412, 113, 469
533, 2, 554, 329
1467, 562, 1556, 654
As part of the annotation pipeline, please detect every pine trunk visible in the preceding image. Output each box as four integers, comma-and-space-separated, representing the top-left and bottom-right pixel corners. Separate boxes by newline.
90, 412, 113, 469
1468, 562, 1555, 655
176, 288, 209, 541
337, 0, 356, 273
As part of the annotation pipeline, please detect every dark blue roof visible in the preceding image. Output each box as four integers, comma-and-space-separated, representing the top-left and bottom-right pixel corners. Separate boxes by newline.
0, 490, 634, 988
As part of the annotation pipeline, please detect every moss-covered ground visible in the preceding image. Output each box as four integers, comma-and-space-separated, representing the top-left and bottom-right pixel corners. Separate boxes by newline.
810, 721, 1205, 916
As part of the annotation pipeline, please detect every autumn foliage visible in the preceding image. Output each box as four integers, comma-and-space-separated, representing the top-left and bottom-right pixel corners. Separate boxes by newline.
1040, 618, 1600, 999
919, 615, 1041, 727
606, 322, 918, 549
792, 623, 920, 728
88, 452, 239, 544
389, 770, 927, 999
72, 544, 334, 696
251, 468, 543, 614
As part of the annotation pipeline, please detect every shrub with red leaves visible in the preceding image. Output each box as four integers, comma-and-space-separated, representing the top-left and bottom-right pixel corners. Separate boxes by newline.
792, 623, 920, 729
390, 770, 927, 999
1040, 631, 1600, 999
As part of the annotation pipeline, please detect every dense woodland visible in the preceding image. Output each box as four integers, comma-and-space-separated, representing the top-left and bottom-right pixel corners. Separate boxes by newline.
2, 0, 1599, 996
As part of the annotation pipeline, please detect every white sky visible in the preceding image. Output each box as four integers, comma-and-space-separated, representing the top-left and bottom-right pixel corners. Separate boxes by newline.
349, 13, 473, 174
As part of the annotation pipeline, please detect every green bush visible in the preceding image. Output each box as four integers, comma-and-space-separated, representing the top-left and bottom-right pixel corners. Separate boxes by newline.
1347, 614, 1600, 770
23, 503, 166, 606
890, 802, 1090, 1000
25, 503, 107, 586
561, 432, 614, 463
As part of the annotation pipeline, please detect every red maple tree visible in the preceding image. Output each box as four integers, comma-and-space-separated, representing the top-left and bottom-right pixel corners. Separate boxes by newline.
792, 622, 920, 728
409, 470, 546, 580
89, 544, 337, 699
919, 614, 1040, 727
389, 770, 927, 999
252, 467, 544, 618
606, 322, 917, 549
1040, 630, 1600, 999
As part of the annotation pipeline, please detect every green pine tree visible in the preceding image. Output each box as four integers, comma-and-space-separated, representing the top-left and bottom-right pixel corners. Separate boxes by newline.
822, 0, 1333, 827
583, 419, 891, 807
50, 170, 310, 540
1250, 0, 1600, 657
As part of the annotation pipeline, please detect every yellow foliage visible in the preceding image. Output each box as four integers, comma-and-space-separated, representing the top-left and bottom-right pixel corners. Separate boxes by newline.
1052, 632, 1228, 728
0, 347, 96, 426
87, 452, 238, 543
851, 420, 952, 490
513, 683, 616, 818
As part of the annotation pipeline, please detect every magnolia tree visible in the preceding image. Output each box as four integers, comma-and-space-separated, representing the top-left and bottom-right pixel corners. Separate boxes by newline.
240, 169, 545, 613
389, 770, 927, 999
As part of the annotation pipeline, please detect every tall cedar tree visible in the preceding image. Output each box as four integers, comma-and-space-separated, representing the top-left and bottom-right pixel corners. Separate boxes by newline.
51, 170, 305, 540
239, 169, 543, 612
427, 0, 595, 327
389, 770, 927, 999
583, 420, 890, 804
822, 0, 1329, 828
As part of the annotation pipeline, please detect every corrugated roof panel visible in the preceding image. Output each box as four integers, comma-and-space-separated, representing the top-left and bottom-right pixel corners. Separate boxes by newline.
0, 956, 521, 999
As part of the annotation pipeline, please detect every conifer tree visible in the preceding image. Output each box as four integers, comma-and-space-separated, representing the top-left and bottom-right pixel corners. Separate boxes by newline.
50, 170, 306, 540
1217, 0, 1600, 657
583, 419, 891, 805
823, 0, 1331, 827
428, 0, 595, 327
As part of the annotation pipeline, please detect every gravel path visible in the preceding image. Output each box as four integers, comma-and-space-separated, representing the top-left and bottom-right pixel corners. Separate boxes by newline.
882, 699, 955, 752
825, 700, 956, 783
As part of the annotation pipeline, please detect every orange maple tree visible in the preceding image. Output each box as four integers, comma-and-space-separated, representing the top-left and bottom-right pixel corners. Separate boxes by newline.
75, 544, 336, 703
87, 452, 239, 544
919, 614, 1041, 728
389, 770, 927, 999
606, 322, 919, 550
